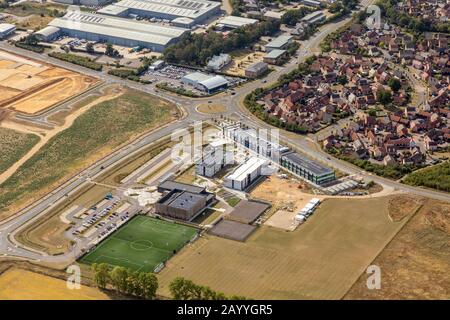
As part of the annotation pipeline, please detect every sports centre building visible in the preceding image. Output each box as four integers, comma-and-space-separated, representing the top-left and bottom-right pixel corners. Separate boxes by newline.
36, 9, 189, 51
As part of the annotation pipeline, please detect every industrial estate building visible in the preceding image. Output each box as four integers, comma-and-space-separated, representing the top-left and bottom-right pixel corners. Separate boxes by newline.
224, 157, 267, 191
265, 35, 293, 51
54, 0, 112, 5
245, 61, 268, 78
263, 49, 287, 65
281, 152, 336, 185
0, 23, 16, 39
156, 180, 215, 221
216, 15, 258, 30
98, 0, 221, 27
301, 10, 326, 25
206, 53, 231, 71
181, 72, 229, 93
38, 9, 189, 51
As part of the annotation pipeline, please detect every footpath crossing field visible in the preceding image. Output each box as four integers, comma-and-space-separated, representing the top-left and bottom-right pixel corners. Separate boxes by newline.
80, 216, 199, 272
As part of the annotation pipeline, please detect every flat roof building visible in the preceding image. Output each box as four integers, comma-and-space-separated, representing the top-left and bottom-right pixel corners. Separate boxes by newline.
43, 9, 189, 51
216, 15, 258, 30
301, 10, 326, 25
98, 0, 221, 25
0, 23, 16, 39
281, 152, 335, 185
223, 124, 289, 162
224, 157, 267, 191
245, 61, 268, 79
54, 0, 112, 5
263, 49, 287, 65
155, 180, 215, 221
265, 35, 293, 51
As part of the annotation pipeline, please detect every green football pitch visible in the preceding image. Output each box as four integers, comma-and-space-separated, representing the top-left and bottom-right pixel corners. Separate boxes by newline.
80, 216, 199, 272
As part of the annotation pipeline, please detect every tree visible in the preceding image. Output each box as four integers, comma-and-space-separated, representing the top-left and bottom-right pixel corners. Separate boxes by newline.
169, 277, 195, 299
377, 88, 392, 105
86, 42, 94, 54
24, 34, 39, 46
109, 266, 129, 293
388, 78, 401, 92
105, 43, 118, 57
92, 263, 110, 289
169, 277, 247, 300
138, 272, 158, 299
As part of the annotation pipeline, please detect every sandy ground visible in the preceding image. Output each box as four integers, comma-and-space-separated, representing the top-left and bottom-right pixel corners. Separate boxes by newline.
223, 51, 265, 76
251, 175, 399, 230
0, 51, 98, 114
0, 87, 125, 185
0, 268, 109, 300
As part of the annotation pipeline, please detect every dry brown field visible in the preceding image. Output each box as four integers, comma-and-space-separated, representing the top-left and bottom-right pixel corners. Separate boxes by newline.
157, 196, 414, 299
0, 268, 109, 300
0, 50, 97, 114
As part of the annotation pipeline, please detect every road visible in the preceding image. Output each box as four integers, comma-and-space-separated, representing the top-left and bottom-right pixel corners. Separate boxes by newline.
0, 0, 448, 266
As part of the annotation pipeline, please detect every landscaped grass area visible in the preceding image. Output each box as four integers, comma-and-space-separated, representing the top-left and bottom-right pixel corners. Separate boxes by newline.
403, 161, 450, 192
0, 90, 177, 219
0, 127, 39, 175
80, 216, 198, 272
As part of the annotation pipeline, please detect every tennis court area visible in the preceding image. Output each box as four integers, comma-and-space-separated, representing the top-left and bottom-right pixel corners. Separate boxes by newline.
80, 216, 199, 272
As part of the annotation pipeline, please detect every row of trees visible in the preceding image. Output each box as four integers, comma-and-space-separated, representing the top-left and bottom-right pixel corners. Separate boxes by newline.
164, 20, 280, 66
92, 263, 158, 299
403, 161, 450, 192
169, 277, 247, 300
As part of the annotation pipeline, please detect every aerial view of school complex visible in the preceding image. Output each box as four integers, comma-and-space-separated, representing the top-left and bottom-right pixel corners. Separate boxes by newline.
0, 0, 448, 304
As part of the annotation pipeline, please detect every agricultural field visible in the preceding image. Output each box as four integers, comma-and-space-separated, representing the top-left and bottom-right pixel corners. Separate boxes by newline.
157, 196, 414, 299
0, 127, 39, 174
80, 216, 198, 272
345, 198, 450, 299
0, 50, 97, 114
0, 89, 178, 220
0, 268, 109, 300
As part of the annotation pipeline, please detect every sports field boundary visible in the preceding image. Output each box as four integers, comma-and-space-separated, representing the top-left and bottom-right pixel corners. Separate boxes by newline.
79, 215, 200, 273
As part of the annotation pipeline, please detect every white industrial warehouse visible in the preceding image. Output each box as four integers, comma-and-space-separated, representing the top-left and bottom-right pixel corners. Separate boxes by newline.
224, 157, 267, 191
97, 0, 221, 27
216, 15, 258, 30
181, 72, 229, 93
36, 9, 189, 51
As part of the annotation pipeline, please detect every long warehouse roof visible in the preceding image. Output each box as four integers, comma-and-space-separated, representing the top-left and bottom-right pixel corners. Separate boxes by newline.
226, 157, 266, 182
48, 10, 188, 45
105, 0, 221, 19
282, 152, 334, 176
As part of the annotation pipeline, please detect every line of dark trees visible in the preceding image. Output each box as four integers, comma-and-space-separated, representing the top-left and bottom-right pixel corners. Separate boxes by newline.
163, 20, 280, 67
169, 277, 248, 300
92, 263, 158, 299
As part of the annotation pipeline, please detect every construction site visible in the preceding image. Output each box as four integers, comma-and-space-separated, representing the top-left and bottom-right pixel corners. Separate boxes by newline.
0, 50, 98, 115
